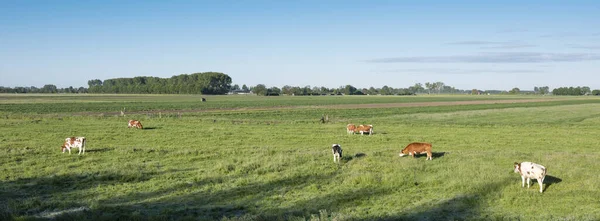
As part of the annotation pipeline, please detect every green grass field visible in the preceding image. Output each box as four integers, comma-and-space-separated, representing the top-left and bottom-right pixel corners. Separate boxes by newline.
1, 94, 600, 221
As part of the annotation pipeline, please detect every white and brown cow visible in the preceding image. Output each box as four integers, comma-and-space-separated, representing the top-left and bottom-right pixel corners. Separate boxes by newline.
128, 120, 143, 129
332, 144, 343, 163
399, 142, 433, 160
356, 124, 374, 135
346, 124, 357, 134
61, 137, 86, 155
514, 162, 547, 193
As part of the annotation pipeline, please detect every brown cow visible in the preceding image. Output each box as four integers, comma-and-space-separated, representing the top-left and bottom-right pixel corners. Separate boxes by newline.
346, 124, 357, 134
128, 120, 143, 129
356, 124, 374, 135
399, 142, 432, 160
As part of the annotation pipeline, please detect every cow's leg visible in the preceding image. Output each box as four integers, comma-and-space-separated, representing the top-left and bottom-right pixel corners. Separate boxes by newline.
521, 176, 525, 187
526, 178, 531, 188
538, 179, 543, 193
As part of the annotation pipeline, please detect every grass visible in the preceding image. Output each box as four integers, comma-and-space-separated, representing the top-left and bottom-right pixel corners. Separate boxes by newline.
1, 94, 600, 220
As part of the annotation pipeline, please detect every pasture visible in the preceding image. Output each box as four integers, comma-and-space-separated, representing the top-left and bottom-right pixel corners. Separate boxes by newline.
1, 94, 600, 220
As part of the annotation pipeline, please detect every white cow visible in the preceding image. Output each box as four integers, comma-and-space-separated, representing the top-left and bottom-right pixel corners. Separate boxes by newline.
514, 162, 547, 193
61, 137, 86, 155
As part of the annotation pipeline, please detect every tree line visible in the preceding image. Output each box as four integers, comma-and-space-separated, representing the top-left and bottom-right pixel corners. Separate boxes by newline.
0, 85, 88, 94
87, 72, 232, 94
246, 82, 471, 96
2, 72, 599, 96
552, 86, 598, 96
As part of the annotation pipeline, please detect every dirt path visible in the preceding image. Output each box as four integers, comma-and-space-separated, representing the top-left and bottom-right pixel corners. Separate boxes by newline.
77, 98, 568, 116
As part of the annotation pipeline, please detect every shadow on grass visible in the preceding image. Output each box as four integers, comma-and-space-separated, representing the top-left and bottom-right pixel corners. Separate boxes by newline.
341, 152, 367, 162
142, 127, 160, 130
354, 152, 367, 158
544, 175, 562, 192
84, 147, 114, 153
28, 171, 389, 220
403, 152, 447, 160
354, 177, 513, 221
2, 164, 517, 221
0, 171, 155, 220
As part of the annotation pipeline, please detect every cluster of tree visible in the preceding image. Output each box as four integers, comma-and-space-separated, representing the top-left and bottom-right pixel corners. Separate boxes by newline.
552, 86, 592, 96
248, 82, 471, 96
534, 86, 550, 95
88, 72, 232, 94
0, 85, 88, 93
229, 84, 250, 93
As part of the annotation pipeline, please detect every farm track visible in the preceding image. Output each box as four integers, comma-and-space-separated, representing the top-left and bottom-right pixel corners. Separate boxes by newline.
73, 98, 570, 116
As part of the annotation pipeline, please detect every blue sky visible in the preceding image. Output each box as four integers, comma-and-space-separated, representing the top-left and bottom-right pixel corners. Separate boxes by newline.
1, 0, 599, 90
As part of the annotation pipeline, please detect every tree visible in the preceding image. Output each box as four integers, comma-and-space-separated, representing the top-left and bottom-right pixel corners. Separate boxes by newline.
582, 86, 591, 95
434, 82, 445, 94
592, 89, 600, 96
471, 89, 479, 95
252, 84, 267, 96
409, 83, 424, 94
231, 84, 240, 91
425, 82, 436, 94
535, 86, 550, 95
380, 85, 391, 95
509, 87, 520, 94
343, 85, 357, 95
367, 87, 378, 95
268, 87, 281, 96
242, 84, 249, 92
41, 84, 58, 93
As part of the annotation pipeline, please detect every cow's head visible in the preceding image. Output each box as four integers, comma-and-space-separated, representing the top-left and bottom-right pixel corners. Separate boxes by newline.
399, 148, 409, 157
137, 122, 143, 129
332, 144, 342, 155
513, 162, 521, 173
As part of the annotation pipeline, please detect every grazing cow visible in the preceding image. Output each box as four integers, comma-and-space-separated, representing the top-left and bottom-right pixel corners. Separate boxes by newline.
128, 120, 143, 129
61, 137, 86, 155
399, 142, 433, 160
356, 124, 374, 135
346, 124, 357, 134
201, 97, 206, 102
332, 144, 343, 162
514, 162, 547, 193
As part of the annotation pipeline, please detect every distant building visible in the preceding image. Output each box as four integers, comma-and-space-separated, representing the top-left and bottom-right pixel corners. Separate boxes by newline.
228, 90, 252, 95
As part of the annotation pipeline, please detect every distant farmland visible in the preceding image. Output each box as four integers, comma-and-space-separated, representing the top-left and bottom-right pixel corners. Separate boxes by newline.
1, 94, 599, 220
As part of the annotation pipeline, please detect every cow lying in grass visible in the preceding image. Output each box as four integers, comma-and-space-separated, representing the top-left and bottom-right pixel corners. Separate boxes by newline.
61, 137, 86, 155
356, 124, 374, 135
128, 120, 143, 129
332, 144, 343, 163
399, 142, 433, 160
514, 162, 547, 193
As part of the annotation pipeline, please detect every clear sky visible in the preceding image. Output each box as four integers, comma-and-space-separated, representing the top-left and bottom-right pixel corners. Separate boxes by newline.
1, 0, 599, 91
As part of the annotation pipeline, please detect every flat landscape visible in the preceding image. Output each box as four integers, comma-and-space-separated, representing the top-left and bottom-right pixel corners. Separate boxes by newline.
1, 94, 600, 220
